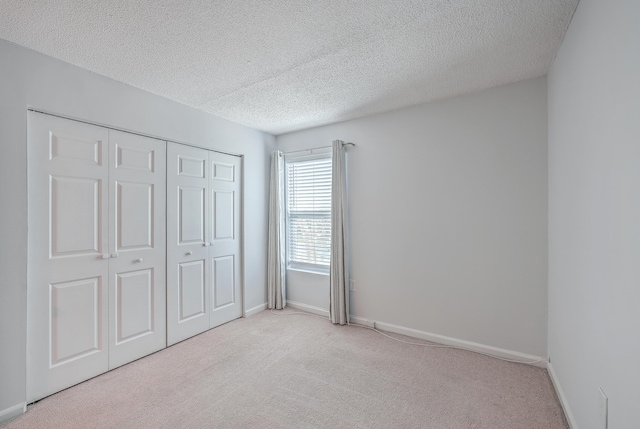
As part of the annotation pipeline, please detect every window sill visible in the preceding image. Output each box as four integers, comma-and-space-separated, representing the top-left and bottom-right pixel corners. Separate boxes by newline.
287, 266, 329, 276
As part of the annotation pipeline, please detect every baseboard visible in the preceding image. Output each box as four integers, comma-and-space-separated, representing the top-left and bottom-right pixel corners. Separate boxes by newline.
244, 302, 267, 318
0, 402, 26, 423
285, 301, 547, 368
286, 300, 329, 318
371, 320, 548, 368
547, 362, 578, 428
350, 315, 375, 328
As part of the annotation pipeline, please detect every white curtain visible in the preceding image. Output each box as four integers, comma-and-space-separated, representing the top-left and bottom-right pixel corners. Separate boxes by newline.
329, 140, 350, 325
267, 151, 286, 309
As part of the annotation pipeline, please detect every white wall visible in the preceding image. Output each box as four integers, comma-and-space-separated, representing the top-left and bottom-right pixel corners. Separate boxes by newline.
286, 269, 330, 311
277, 77, 548, 357
547, 0, 640, 427
0, 38, 274, 417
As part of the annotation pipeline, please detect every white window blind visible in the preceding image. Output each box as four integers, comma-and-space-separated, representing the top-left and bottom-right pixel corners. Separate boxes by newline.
286, 156, 332, 270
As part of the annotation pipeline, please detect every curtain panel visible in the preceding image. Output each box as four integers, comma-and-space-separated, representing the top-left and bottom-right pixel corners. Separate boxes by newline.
329, 140, 350, 324
267, 151, 286, 309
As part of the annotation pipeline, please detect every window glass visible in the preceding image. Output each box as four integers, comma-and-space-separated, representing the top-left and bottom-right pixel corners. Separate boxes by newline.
286, 156, 332, 271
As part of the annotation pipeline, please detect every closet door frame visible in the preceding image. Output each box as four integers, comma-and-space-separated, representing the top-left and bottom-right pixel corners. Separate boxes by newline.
26, 109, 246, 399
26, 110, 170, 402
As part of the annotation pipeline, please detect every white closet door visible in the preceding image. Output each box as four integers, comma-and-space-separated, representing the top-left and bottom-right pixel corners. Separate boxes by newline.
27, 112, 110, 402
108, 130, 166, 368
209, 151, 243, 328
166, 142, 211, 345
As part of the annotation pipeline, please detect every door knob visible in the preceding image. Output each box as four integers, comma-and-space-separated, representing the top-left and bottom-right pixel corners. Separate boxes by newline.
135, 258, 143, 263
111, 253, 119, 258
203, 242, 209, 247
101, 254, 110, 259
186, 251, 193, 256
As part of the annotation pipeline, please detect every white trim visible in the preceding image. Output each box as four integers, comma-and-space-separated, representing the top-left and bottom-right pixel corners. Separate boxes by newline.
350, 316, 375, 328
0, 402, 26, 422
548, 362, 578, 428
285, 301, 547, 368
240, 155, 246, 319
287, 265, 329, 276
283, 148, 331, 162
286, 301, 329, 318
27, 108, 243, 157
372, 320, 548, 368
244, 302, 267, 318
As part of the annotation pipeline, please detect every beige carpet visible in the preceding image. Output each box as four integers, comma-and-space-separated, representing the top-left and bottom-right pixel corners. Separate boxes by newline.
2, 308, 567, 428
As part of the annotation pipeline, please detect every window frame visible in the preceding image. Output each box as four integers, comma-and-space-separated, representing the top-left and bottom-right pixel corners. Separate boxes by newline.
284, 150, 332, 275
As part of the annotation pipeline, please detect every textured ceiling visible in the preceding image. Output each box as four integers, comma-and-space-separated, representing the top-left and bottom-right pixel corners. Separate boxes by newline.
0, 0, 577, 135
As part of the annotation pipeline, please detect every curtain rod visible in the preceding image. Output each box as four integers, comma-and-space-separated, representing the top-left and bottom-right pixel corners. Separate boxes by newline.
282, 142, 355, 156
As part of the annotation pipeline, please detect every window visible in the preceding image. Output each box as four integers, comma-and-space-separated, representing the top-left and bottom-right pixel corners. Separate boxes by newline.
285, 155, 332, 272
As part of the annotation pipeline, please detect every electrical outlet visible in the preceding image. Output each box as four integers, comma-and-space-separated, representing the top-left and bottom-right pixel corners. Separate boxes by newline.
349, 279, 355, 291
598, 388, 608, 429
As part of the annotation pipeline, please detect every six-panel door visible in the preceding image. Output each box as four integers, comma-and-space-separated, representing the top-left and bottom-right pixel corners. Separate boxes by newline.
209, 151, 243, 328
27, 112, 110, 402
166, 143, 211, 345
108, 130, 167, 369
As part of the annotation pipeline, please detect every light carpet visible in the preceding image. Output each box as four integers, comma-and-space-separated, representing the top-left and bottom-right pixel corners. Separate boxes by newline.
1, 308, 567, 428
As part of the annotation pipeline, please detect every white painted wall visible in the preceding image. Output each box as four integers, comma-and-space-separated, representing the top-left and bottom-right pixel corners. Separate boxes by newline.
547, 0, 640, 427
277, 77, 548, 357
0, 38, 274, 417
286, 269, 330, 310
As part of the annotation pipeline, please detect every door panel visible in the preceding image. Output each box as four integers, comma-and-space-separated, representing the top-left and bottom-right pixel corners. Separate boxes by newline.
115, 269, 153, 343
212, 162, 235, 181
213, 190, 234, 240
115, 144, 155, 172
167, 143, 211, 345
50, 176, 102, 256
116, 182, 153, 250
50, 132, 103, 165
179, 260, 207, 320
212, 255, 235, 309
178, 155, 206, 178
28, 112, 109, 402
50, 277, 103, 366
209, 152, 242, 328
108, 130, 166, 369
179, 187, 206, 244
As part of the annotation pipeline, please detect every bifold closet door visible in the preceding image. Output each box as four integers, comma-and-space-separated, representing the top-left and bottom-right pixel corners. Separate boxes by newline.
166, 143, 211, 345
107, 130, 166, 369
27, 112, 167, 402
27, 112, 110, 402
167, 143, 243, 345
208, 151, 242, 328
